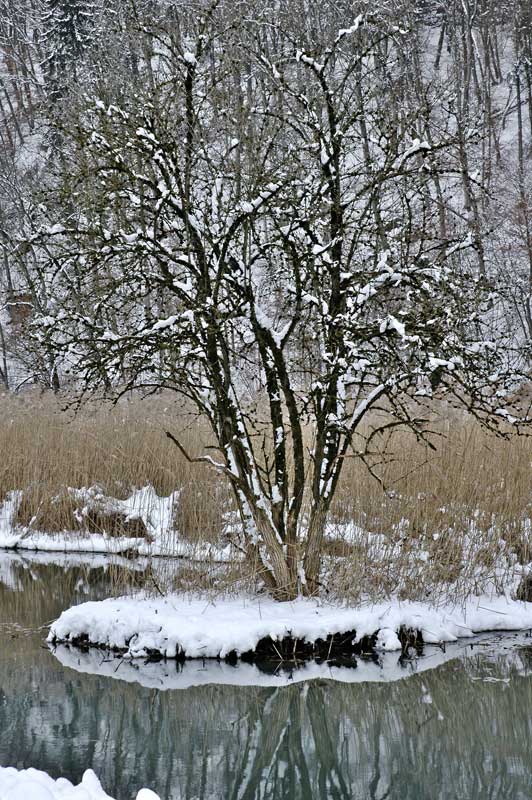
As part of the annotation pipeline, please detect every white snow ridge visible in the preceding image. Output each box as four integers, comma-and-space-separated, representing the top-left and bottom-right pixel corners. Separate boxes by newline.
48, 593, 532, 660
0, 767, 159, 800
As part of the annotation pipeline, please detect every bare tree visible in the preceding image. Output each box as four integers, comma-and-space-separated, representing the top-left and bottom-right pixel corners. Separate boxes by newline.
30, 1, 528, 598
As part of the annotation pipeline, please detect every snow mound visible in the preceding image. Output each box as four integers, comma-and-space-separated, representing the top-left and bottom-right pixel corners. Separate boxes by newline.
0, 767, 159, 800
48, 592, 532, 660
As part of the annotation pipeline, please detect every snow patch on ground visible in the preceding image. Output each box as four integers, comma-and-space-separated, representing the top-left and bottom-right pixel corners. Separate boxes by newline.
48, 592, 532, 660
0, 487, 234, 563
0, 492, 23, 549
0, 767, 158, 800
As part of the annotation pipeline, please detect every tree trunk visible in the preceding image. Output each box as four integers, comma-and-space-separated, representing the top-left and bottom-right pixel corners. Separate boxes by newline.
303, 502, 328, 597
249, 505, 297, 600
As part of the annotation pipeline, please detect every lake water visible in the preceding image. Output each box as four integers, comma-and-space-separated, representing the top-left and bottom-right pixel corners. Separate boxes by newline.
1, 552, 532, 799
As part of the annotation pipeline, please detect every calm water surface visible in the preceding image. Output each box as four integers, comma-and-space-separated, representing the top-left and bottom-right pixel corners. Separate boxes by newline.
1, 552, 532, 799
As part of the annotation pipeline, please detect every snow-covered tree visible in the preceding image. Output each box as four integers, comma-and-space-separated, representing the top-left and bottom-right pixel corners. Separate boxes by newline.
42, 0, 96, 101
31, 2, 529, 598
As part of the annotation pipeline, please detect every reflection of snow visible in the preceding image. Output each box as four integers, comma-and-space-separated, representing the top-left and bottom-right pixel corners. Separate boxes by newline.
52, 634, 526, 691
0, 550, 147, 592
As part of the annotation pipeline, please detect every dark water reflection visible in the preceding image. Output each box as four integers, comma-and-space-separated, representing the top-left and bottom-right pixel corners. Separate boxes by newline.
1, 552, 532, 799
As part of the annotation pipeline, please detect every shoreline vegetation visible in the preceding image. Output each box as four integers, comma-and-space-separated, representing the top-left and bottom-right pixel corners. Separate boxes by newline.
1, 392, 532, 603
1, 1, 532, 651
10, 2, 532, 601
3, 391, 532, 662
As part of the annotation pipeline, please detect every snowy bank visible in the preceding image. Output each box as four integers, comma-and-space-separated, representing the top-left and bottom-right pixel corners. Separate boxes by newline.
48, 592, 532, 660
0, 767, 158, 800
0, 487, 234, 563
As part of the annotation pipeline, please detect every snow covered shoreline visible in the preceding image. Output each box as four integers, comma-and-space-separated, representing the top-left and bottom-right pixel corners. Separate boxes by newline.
0, 767, 158, 800
0, 487, 234, 563
48, 592, 532, 662
0, 531, 232, 562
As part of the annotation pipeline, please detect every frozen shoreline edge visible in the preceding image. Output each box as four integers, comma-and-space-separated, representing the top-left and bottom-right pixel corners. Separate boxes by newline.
0, 536, 235, 563
47, 592, 532, 663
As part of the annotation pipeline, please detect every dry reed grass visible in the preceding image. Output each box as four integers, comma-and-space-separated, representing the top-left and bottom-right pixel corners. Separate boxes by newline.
0, 390, 229, 543
0, 391, 531, 601
327, 417, 532, 602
